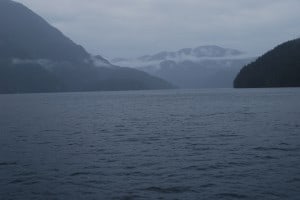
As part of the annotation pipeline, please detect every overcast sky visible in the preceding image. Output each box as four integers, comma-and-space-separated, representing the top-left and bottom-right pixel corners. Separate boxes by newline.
15, 0, 300, 59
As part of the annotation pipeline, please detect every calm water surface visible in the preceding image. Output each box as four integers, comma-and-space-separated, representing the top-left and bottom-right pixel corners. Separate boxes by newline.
0, 89, 300, 200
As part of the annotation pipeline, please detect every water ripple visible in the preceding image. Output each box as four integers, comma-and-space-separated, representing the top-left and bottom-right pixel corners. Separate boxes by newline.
216, 193, 248, 199
144, 186, 193, 194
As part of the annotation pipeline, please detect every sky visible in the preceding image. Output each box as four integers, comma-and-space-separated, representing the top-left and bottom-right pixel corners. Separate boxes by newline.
15, 0, 300, 59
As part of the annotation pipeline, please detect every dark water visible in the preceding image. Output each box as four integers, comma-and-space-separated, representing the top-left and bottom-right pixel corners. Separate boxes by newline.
0, 88, 300, 200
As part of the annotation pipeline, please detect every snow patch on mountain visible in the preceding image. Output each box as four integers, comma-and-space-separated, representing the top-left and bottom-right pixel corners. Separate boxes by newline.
111, 45, 251, 69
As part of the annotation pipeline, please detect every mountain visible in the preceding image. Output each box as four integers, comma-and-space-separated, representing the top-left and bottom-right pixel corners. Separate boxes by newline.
234, 38, 300, 88
0, 0, 174, 94
112, 46, 254, 88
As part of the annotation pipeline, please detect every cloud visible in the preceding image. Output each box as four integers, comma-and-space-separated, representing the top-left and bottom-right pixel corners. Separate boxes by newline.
15, 0, 300, 58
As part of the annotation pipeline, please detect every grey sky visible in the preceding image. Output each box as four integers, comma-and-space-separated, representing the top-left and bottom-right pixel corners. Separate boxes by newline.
15, 0, 300, 59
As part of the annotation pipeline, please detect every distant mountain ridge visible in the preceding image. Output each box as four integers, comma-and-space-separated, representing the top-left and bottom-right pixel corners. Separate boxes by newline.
112, 45, 244, 66
234, 38, 300, 88
0, 0, 174, 93
112, 46, 254, 88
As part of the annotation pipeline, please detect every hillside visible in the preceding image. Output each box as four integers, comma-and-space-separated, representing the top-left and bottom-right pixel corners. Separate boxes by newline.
234, 38, 300, 88
0, 0, 174, 93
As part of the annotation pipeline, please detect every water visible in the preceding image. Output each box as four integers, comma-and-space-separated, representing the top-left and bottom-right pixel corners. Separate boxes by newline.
0, 88, 300, 200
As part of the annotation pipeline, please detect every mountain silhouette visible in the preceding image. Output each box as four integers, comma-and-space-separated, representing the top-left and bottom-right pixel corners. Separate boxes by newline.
234, 38, 300, 88
0, 0, 174, 93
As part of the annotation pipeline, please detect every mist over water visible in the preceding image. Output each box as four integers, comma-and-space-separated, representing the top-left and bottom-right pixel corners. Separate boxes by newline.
0, 89, 300, 199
